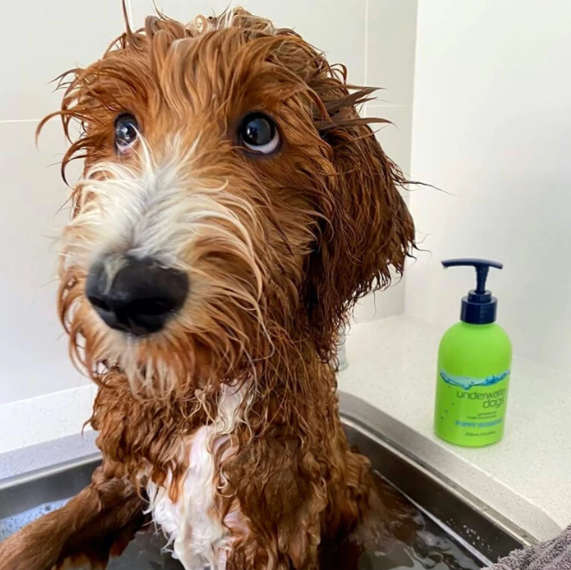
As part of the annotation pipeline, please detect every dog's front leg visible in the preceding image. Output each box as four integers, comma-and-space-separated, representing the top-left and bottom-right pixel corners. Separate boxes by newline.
0, 466, 147, 570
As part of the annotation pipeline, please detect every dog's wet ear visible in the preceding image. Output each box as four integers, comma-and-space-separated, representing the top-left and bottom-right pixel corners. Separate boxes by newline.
302, 86, 416, 360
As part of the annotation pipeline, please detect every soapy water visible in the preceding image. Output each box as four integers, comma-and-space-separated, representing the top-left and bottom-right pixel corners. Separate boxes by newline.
0, 499, 68, 543
0, 473, 484, 570
320, 472, 484, 570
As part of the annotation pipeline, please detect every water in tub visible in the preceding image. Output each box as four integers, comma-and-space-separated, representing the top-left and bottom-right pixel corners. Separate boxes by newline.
0, 471, 483, 570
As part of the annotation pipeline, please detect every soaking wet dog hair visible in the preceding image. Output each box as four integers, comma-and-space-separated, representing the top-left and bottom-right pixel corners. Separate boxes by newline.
0, 7, 415, 570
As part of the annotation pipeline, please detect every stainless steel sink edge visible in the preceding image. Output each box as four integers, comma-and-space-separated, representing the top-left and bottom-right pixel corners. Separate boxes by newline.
0, 452, 102, 491
338, 393, 535, 554
0, 431, 99, 483
0, 453, 101, 520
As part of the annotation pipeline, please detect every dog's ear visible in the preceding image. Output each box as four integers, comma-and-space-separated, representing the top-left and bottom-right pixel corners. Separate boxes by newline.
302, 83, 415, 359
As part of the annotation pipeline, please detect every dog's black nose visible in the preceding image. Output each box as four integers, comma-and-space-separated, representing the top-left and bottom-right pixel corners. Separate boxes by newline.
85, 257, 189, 336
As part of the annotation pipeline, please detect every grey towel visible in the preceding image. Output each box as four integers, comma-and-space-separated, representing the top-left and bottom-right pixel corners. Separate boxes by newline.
487, 525, 571, 570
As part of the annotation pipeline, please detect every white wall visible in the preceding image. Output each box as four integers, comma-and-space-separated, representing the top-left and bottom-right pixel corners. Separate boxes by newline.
0, 1, 128, 405
0, 1, 416, 404
407, 1, 571, 373
355, 0, 418, 322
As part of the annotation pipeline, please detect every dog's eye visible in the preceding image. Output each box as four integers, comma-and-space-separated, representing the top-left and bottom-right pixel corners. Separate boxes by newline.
114, 114, 139, 154
239, 113, 280, 155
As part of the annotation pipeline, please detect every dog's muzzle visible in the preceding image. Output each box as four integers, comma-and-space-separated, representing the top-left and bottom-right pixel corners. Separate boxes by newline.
85, 257, 189, 336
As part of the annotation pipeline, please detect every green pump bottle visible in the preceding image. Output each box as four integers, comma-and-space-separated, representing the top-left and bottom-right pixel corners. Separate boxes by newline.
434, 259, 512, 447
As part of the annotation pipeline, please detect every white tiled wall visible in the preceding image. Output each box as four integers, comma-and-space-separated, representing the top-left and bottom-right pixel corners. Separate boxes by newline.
353, 0, 418, 323
406, 0, 571, 374
1, 1, 127, 121
0, 121, 87, 404
0, 1, 417, 403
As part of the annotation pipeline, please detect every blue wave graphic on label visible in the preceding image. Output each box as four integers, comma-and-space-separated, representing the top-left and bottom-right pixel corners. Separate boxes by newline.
440, 369, 510, 390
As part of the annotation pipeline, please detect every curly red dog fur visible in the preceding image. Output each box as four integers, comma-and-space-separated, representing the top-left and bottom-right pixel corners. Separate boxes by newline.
0, 8, 414, 570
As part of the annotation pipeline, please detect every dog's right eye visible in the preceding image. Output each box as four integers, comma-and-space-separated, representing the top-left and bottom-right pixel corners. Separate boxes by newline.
114, 114, 139, 154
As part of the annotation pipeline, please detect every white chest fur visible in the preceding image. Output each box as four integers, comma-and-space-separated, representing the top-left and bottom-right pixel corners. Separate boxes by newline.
147, 386, 245, 570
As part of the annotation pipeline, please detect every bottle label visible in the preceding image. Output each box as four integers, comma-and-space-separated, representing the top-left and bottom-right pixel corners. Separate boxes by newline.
439, 369, 510, 390
435, 368, 511, 445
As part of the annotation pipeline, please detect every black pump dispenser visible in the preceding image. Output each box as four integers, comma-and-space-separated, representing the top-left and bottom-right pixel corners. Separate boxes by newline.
441, 259, 503, 324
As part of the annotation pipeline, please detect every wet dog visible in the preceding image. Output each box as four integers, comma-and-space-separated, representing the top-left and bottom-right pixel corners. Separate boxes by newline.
0, 8, 414, 570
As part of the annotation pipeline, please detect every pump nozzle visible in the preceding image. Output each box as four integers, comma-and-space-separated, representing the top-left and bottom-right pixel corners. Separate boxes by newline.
441, 258, 504, 324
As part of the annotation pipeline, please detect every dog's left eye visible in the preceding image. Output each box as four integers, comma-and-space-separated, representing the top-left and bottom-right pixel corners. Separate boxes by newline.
239, 113, 280, 155
114, 114, 139, 154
